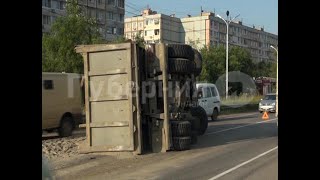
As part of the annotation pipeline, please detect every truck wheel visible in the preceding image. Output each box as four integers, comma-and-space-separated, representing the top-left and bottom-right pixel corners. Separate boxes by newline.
191, 131, 198, 144
211, 109, 218, 121
173, 137, 191, 151
193, 49, 202, 76
168, 58, 195, 74
190, 106, 208, 135
58, 116, 74, 137
167, 44, 194, 60
171, 121, 191, 137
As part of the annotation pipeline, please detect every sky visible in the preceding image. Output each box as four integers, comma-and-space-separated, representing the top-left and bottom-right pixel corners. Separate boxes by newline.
125, 0, 278, 35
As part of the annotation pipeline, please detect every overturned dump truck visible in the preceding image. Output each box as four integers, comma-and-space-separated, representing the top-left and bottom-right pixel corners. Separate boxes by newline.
75, 42, 207, 155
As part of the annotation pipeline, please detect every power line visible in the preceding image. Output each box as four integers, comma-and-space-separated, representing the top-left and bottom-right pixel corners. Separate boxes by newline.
125, 10, 140, 16
125, 3, 141, 12
126, 1, 144, 9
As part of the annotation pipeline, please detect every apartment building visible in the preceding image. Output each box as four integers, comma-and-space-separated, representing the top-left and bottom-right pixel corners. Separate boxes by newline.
42, 0, 125, 41
125, 9, 182, 44
124, 8, 278, 62
42, 0, 67, 33
190, 12, 278, 62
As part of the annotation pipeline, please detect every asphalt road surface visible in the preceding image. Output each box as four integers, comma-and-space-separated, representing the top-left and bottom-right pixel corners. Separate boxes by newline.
52, 112, 278, 180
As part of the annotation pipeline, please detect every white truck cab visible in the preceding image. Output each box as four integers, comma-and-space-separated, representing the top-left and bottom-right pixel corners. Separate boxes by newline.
196, 83, 221, 121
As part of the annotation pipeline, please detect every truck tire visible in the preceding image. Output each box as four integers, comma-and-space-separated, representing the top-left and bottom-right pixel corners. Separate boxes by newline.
58, 116, 74, 137
193, 49, 202, 76
191, 131, 198, 144
167, 44, 194, 60
171, 121, 191, 137
190, 106, 208, 135
168, 58, 195, 74
173, 137, 191, 151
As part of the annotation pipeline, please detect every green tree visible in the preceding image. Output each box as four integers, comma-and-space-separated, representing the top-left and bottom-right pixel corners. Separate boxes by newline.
108, 34, 145, 48
198, 45, 255, 83
198, 46, 225, 83
134, 34, 145, 48
42, 0, 104, 74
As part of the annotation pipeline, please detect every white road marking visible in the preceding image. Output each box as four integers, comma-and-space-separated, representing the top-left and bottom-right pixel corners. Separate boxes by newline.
208, 146, 278, 180
205, 118, 277, 135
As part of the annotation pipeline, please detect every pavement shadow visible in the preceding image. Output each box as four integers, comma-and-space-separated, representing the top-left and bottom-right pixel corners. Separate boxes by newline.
193, 122, 278, 150
211, 114, 258, 123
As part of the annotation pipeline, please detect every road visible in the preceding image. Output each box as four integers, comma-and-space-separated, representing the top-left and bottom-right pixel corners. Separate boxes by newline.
52, 112, 278, 180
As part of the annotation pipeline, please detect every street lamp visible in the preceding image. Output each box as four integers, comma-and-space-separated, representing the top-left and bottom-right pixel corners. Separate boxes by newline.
216, 12, 240, 99
270, 45, 278, 117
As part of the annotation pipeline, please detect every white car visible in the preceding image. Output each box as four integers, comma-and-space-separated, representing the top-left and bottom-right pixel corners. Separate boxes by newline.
196, 83, 221, 121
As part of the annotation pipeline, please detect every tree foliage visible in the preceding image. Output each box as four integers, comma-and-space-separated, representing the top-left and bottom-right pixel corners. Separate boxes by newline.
42, 0, 104, 74
198, 45, 276, 83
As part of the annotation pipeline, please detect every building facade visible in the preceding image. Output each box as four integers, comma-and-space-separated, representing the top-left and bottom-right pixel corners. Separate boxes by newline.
124, 9, 278, 62
125, 9, 182, 44
42, 0, 125, 41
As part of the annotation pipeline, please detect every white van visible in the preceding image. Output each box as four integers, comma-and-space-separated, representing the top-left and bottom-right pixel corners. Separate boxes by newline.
196, 83, 221, 121
42, 72, 83, 137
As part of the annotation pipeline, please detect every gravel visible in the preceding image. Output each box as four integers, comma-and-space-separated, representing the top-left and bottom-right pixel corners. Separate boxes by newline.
42, 135, 86, 160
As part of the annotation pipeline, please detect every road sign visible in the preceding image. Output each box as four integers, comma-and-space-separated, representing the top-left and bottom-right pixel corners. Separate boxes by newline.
262, 111, 269, 120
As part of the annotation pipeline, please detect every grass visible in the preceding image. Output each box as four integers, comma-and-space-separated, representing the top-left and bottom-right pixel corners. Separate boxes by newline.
221, 94, 262, 106
219, 95, 262, 115
220, 103, 259, 115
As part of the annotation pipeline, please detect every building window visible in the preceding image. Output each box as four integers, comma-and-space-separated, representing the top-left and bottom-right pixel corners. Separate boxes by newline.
139, 22, 143, 27
98, 11, 104, 20
106, 27, 112, 34
98, 0, 102, 4
119, 14, 124, 22
59, 1, 65, 10
113, 13, 118, 21
154, 19, 159, 25
52, 16, 57, 23
108, 0, 115, 5
133, 22, 137, 28
154, 29, 159, 35
118, 0, 124, 8
146, 19, 153, 25
89, 9, 96, 18
42, 0, 51, 8
244, 39, 248, 45
42, 15, 51, 25
126, 23, 130, 28
145, 30, 153, 36
118, 28, 124, 35
44, 80, 54, 90
113, 27, 117, 34
107, 12, 113, 20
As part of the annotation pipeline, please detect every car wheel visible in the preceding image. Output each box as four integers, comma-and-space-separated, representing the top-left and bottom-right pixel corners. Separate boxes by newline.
211, 109, 218, 121
58, 116, 74, 137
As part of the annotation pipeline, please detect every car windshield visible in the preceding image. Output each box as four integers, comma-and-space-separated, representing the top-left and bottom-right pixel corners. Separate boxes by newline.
264, 95, 276, 100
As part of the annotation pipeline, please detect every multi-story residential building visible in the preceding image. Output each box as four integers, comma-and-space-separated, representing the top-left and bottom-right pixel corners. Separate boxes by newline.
42, 0, 125, 41
124, 8, 278, 62
42, 0, 67, 33
125, 9, 182, 44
